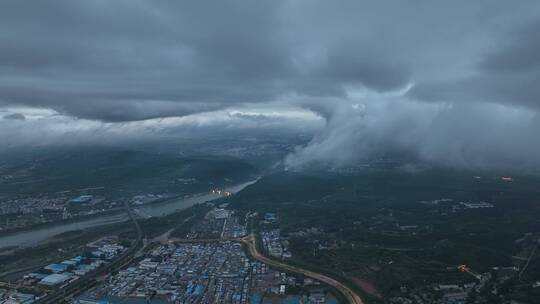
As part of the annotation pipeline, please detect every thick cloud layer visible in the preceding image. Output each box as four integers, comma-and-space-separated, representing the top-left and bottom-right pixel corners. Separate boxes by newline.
0, 106, 322, 148
286, 88, 540, 172
1, 1, 540, 171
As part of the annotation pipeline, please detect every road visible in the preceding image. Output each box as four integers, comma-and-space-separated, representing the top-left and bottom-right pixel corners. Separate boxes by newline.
518, 239, 540, 282
240, 234, 365, 304
31, 209, 363, 303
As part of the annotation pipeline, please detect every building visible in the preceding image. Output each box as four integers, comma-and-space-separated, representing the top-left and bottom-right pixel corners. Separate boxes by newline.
39, 273, 72, 286
70, 195, 93, 204
44, 263, 69, 273
264, 213, 277, 222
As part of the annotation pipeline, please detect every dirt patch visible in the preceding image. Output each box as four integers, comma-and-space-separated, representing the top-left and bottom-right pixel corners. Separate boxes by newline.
350, 277, 383, 299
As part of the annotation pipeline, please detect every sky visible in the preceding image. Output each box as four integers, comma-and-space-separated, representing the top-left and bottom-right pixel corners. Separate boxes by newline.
1, 1, 540, 171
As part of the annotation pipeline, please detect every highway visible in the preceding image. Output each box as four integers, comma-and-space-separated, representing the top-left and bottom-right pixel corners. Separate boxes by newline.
240, 234, 365, 304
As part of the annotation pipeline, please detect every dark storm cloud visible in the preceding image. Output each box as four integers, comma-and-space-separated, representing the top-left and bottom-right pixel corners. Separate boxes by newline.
0, 1, 301, 118
409, 17, 540, 110
480, 20, 540, 73
0, 0, 417, 121
2, 1, 540, 171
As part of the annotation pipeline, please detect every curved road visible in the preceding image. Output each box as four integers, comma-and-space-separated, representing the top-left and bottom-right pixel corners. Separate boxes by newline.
240, 234, 365, 304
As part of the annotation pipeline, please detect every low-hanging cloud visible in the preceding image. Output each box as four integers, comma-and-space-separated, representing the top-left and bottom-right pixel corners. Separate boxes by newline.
286, 88, 540, 172
0, 106, 322, 148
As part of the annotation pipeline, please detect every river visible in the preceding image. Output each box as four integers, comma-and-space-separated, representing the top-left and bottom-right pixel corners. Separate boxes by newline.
0, 179, 258, 249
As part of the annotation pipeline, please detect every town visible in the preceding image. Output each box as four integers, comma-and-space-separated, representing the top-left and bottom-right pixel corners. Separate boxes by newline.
78, 242, 336, 304
0, 236, 126, 303
0, 206, 340, 304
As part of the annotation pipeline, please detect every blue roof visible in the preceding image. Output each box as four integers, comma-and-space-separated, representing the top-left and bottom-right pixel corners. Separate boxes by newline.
285, 296, 301, 304
250, 294, 262, 304
264, 213, 277, 220
71, 195, 93, 203
45, 263, 68, 271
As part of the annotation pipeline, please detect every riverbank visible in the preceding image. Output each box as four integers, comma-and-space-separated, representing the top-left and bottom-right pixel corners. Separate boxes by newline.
0, 178, 259, 250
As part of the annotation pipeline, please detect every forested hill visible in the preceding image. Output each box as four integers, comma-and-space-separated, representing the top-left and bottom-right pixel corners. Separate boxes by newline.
0, 146, 258, 197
